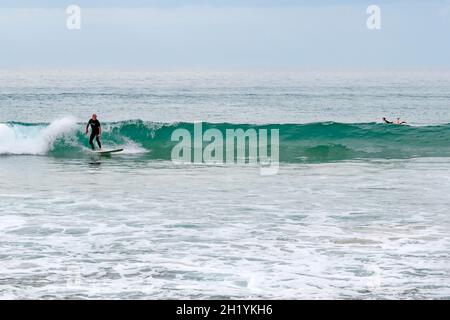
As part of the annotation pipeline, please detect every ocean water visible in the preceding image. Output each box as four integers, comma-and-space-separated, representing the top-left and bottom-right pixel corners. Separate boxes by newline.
0, 70, 449, 299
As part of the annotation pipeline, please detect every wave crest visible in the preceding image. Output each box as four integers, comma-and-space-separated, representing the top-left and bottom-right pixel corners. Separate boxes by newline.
0, 117, 77, 155
2, 119, 450, 162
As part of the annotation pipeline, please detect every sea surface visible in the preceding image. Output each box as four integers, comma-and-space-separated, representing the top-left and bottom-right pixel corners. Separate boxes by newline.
0, 70, 449, 299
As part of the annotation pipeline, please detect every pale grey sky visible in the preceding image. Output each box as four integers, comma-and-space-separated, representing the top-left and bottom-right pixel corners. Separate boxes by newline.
0, 1, 449, 68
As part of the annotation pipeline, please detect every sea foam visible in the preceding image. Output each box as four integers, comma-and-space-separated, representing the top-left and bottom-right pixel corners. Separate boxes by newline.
0, 117, 78, 155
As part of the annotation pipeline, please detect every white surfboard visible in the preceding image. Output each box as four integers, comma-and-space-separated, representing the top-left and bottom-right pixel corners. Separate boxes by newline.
92, 148, 124, 155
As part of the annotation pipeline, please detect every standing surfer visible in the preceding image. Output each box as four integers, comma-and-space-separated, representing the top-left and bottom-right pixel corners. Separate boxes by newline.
85, 114, 102, 150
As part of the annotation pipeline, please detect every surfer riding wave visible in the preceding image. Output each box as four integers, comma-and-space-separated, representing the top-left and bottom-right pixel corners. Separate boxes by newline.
85, 114, 102, 150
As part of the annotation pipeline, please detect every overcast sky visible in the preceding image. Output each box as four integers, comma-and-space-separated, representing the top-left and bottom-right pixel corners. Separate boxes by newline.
0, 0, 449, 69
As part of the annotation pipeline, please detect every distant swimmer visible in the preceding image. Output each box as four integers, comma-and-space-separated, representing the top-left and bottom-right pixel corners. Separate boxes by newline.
382, 117, 407, 125
85, 114, 102, 150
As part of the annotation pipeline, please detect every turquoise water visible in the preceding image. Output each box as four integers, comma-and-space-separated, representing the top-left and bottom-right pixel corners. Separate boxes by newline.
3, 120, 450, 161
0, 70, 449, 299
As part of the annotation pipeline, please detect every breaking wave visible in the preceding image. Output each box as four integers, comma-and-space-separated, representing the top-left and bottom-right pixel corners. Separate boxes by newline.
1, 119, 450, 162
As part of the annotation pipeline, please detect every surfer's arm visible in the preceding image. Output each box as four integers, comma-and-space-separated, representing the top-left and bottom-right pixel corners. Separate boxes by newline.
85, 120, 91, 134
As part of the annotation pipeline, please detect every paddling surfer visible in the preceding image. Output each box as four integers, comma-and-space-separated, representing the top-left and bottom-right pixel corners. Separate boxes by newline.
382, 117, 407, 125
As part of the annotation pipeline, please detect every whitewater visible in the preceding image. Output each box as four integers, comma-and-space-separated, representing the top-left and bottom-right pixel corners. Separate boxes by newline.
0, 70, 449, 299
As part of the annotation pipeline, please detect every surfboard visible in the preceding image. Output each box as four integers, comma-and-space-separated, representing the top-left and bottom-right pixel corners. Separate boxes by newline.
91, 148, 123, 155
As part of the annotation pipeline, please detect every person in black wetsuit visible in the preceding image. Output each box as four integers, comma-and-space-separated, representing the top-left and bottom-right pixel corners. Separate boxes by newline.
382, 117, 393, 124
383, 117, 406, 125
85, 114, 102, 150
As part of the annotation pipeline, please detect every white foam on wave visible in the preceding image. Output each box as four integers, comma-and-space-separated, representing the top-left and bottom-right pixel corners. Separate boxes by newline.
0, 117, 78, 155
120, 140, 148, 154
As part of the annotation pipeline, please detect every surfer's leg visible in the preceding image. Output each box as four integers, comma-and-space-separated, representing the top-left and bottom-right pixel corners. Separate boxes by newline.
96, 135, 102, 149
89, 133, 95, 150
